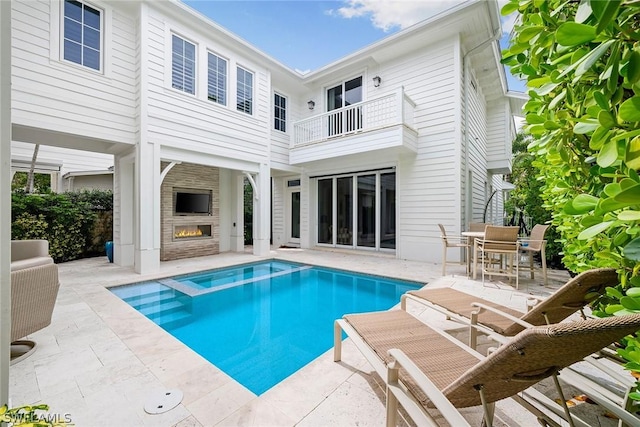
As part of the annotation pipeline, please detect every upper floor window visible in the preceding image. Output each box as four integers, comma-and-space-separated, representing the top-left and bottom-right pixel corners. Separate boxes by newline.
63, 0, 101, 71
274, 93, 286, 132
207, 52, 227, 105
237, 67, 253, 115
172, 35, 196, 95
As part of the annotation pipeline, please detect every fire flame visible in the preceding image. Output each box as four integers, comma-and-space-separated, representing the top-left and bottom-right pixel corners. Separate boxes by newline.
174, 227, 204, 238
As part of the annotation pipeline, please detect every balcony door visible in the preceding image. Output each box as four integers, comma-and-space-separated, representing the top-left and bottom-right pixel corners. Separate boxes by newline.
327, 76, 363, 136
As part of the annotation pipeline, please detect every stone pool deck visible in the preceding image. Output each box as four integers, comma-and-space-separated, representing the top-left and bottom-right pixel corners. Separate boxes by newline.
8, 247, 624, 426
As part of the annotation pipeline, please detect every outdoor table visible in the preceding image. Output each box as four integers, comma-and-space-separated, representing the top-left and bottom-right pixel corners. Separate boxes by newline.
461, 231, 484, 277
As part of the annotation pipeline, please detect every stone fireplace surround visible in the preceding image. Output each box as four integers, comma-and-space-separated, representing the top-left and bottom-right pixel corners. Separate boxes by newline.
160, 162, 220, 261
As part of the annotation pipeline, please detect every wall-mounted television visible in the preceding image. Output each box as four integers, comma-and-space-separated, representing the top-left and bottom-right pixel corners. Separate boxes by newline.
174, 190, 211, 215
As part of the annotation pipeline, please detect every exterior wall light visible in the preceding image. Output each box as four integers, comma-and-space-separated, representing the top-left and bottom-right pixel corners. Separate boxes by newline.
373, 76, 382, 87
307, 100, 315, 110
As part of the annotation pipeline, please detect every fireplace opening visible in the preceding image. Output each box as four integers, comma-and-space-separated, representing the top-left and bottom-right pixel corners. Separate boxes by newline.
174, 224, 212, 240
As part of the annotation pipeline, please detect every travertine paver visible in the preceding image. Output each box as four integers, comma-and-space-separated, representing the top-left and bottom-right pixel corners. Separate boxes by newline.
9, 248, 620, 426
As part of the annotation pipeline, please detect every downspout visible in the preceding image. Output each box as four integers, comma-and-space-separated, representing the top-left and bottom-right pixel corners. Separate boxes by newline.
462, 3, 501, 227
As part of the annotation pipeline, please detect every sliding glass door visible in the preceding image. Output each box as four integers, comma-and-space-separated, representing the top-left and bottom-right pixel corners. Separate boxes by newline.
316, 170, 395, 251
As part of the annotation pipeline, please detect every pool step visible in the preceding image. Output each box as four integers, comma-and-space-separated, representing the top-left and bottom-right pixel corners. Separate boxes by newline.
123, 289, 175, 308
138, 299, 185, 317
155, 309, 192, 330
111, 282, 171, 300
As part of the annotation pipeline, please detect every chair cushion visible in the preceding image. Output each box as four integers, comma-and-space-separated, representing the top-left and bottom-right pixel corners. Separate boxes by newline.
10, 257, 54, 271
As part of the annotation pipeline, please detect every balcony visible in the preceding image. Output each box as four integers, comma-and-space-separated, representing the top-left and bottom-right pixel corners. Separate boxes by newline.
290, 88, 418, 165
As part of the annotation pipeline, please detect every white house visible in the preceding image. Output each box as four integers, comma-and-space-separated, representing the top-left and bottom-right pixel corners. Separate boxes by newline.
7, 0, 524, 274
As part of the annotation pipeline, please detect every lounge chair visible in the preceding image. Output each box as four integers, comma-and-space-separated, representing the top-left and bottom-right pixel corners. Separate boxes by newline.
400, 268, 618, 349
334, 310, 640, 426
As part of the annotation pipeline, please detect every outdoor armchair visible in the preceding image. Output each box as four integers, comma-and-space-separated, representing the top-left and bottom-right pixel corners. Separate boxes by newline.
334, 309, 640, 427
519, 224, 550, 286
474, 225, 520, 288
437, 223, 469, 276
10, 239, 60, 363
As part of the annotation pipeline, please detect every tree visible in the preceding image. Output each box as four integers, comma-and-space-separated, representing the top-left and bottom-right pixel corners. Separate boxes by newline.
502, 0, 640, 384
505, 131, 561, 266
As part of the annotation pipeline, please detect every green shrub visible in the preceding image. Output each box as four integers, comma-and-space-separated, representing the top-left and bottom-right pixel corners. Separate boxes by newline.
11, 190, 113, 263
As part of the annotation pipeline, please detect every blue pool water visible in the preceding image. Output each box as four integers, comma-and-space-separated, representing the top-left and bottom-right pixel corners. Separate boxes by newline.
110, 260, 421, 395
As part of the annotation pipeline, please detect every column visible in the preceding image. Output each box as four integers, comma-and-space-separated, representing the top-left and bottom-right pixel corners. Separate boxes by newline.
113, 151, 135, 266
253, 163, 271, 256
134, 141, 161, 274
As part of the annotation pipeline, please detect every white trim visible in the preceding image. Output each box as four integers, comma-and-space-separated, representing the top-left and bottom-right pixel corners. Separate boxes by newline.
52, 0, 111, 76
236, 64, 255, 116
167, 31, 198, 97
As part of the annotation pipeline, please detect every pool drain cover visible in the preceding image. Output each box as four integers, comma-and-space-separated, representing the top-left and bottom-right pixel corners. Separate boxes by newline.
144, 389, 183, 414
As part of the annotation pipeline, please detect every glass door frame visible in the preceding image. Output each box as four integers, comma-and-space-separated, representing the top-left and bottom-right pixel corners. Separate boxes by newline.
314, 168, 396, 252
286, 184, 301, 245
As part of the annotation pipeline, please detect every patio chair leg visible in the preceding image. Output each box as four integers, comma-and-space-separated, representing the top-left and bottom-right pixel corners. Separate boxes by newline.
386, 364, 400, 427
552, 373, 575, 427
476, 385, 494, 427
529, 253, 534, 280
541, 247, 547, 286
333, 321, 342, 362
442, 244, 447, 276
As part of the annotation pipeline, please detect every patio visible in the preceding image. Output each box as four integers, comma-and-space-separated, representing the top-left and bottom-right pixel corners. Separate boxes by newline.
8, 248, 623, 426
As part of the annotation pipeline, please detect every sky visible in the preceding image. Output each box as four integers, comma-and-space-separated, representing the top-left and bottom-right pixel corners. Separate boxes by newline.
183, 0, 526, 92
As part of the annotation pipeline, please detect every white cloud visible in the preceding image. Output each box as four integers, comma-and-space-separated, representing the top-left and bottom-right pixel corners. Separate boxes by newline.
335, 0, 464, 32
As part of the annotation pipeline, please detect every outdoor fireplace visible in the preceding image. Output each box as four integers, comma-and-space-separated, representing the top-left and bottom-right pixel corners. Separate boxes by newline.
173, 224, 212, 240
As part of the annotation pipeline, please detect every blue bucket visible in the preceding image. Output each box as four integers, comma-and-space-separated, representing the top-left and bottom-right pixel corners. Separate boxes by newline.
105, 241, 114, 263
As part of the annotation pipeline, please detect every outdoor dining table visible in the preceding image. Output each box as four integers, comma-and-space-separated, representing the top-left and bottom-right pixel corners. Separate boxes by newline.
461, 231, 484, 278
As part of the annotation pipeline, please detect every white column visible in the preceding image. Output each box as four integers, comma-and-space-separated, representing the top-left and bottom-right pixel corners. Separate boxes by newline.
0, 0, 11, 407
134, 141, 160, 274
253, 163, 271, 256
132, 2, 159, 274
300, 172, 311, 248
114, 152, 135, 266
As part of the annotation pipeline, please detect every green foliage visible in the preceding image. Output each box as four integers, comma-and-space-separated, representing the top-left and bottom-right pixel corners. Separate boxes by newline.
11, 171, 51, 193
506, 132, 562, 266
502, 0, 640, 386
11, 190, 113, 262
0, 403, 69, 426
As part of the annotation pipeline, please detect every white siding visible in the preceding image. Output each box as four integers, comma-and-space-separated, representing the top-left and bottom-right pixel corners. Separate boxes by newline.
144, 8, 270, 165
466, 67, 488, 225
270, 86, 299, 169
11, 142, 113, 175
272, 177, 285, 246
11, 0, 138, 146
486, 99, 511, 168
388, 40, 460, 262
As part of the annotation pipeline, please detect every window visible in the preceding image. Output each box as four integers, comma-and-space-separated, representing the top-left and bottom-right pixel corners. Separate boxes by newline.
172, 35, 196, 94
63, 0, 101, 71
237, 67, 253, 114
207, 52, 227, 105
274, 93, 286, 132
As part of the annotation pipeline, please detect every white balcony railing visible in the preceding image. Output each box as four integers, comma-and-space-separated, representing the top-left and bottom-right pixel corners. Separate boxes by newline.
292, 87, 416, 148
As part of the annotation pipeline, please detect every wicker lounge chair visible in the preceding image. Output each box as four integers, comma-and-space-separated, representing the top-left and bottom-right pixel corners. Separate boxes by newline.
334, 310, 640, 426
400, 268, 618, 349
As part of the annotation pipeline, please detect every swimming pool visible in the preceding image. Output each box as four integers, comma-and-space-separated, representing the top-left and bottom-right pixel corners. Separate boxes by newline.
110, 260, 421, 395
